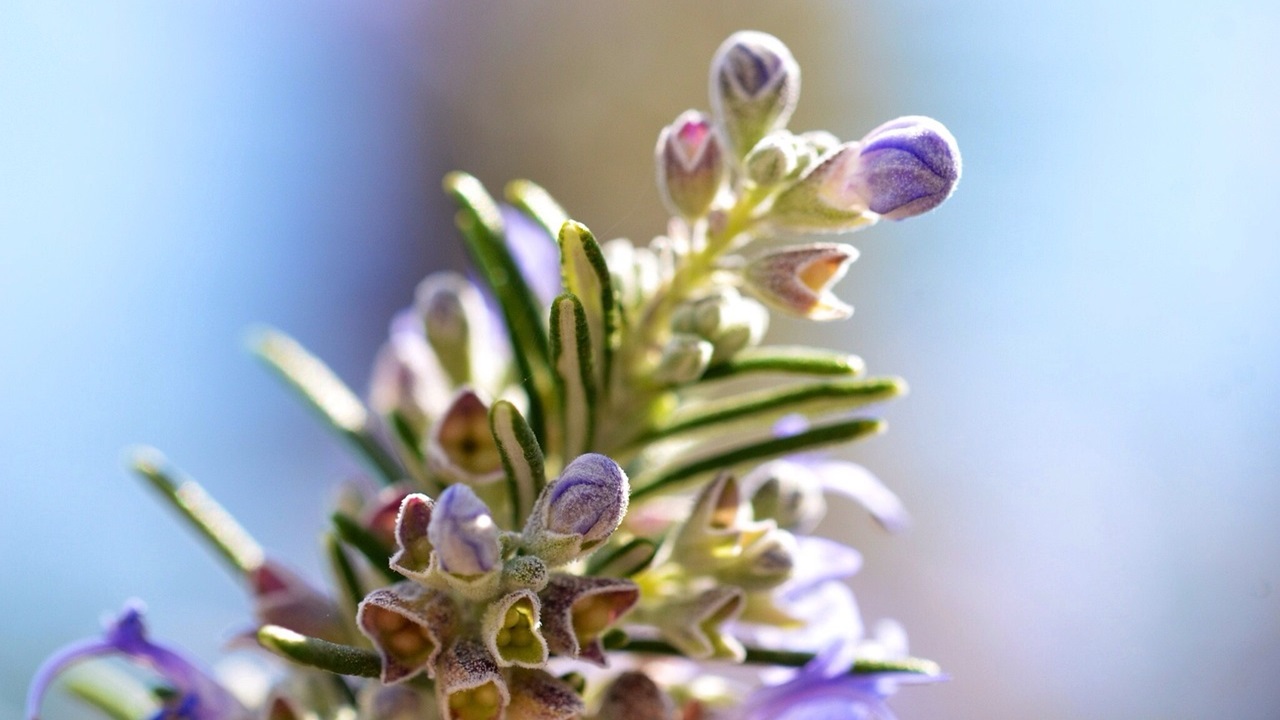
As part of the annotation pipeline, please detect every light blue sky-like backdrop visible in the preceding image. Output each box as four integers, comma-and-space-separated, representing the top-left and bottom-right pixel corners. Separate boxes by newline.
3, 2, 1278, 718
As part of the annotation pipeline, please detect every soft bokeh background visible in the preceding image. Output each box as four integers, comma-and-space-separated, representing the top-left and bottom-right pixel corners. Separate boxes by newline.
3, 1, 1278, 718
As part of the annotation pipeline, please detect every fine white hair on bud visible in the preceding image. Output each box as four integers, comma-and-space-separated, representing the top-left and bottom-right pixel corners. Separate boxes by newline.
709, 30, 801, 159
656, 110, 727, 220
428, 485, 501, 576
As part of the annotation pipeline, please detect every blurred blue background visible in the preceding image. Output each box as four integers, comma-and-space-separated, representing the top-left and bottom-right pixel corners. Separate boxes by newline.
3, 2, 1278, 718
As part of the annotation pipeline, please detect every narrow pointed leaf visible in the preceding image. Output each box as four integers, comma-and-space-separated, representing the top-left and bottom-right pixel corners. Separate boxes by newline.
505, 179, 569, 240
631, 418, 886, 500
252, 328, 402, 486
130, 447, 264, 577
607, 636, 942, 676
558, 221, 619, 388
325, 531, 365, 615
550, 293, 597, 459
490, 399, 546, 528
444, 172, 552, 442
257, 625, 380, 678
644, 377, 905, 443
586, 538, 658, 577
387, 410, 441, 494
331, 513, 398, 583
700, 346, 866, 380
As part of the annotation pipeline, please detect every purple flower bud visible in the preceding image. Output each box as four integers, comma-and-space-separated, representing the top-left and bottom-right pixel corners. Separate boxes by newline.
656, 110, 726, 219
710, 31, 801, 159
541, 453, 629, 545
428, 485, 501, 576
832, 116, 961, 220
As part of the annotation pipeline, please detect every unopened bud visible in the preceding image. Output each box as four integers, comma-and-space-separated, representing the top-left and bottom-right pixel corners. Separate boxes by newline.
838, 115, 961, 220
710, 31, 801, 159
670, 288, 769, 364
415, 272, 490, 386
656, 110, 726, 220
742, 243, 858, 321
743, 132, 798, 187
770, 117, 960, 230
713, 527, 797, 591
428, 485, 501, 577
741, 459, 827, 532
653, 334, 714, 385
523, 454, 629, 566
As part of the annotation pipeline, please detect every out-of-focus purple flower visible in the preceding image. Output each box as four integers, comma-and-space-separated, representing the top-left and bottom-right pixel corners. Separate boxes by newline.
769, 416, 909, 533
500, 205, 562, 307
735, 536, 863, 654
818, 117, 961, 221
428, 484, 501, 576
734, 639, 938, 720
27, 602, 250, 720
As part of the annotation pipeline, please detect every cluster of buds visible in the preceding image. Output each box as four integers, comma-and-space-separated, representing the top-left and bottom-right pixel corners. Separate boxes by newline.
29, 29, 958, 720
357, 453, 636, 719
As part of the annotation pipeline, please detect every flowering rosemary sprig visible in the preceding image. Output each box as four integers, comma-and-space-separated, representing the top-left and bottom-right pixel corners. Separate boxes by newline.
29, 29, 960, 720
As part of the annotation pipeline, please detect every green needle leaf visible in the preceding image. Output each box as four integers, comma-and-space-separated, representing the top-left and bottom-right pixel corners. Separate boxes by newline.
700, 346, 866, 380
325, 531, 365, 616
257, 625, 381, 678
586, 537, 658, 577
445, 172, 553, 442
252, 328, 403, 486
331, 512, 398, 583
550, 293, 597, 459
505, 178, 570, 240
607, 636, 942, 676
490, 399, 546, 529
129, 447, 264, 577
631, 417, 886, 501
558, 221, 619, 389
645, 377, 905, 443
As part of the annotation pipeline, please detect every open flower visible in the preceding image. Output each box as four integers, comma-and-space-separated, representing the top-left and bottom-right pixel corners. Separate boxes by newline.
742, 243, 858, 321
26, 602, 250, 720
734, 637, 942, 720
